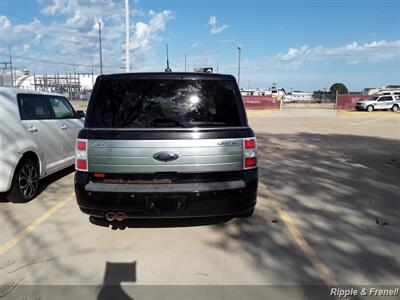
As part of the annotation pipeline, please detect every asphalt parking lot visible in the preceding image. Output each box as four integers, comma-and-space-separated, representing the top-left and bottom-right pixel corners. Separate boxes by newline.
1, 109, 399, 300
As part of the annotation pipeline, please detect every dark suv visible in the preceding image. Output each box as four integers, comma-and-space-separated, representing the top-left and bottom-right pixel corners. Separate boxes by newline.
74, 72, 258, 221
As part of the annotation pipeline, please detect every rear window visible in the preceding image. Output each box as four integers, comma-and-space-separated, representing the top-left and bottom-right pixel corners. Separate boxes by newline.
88, 78, 242, 128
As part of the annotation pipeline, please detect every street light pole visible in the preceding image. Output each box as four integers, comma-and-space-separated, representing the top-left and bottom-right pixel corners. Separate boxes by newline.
125, 0, 130, 73
237, 45, 241, 87
98, 21, 103, 75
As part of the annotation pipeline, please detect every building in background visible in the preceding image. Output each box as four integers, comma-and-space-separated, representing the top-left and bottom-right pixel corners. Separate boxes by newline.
240, 88, 271, 96
0, 69, 29, 87
240, 86, 286, 100
0, 68, 98, 100
283, 91, 313, 102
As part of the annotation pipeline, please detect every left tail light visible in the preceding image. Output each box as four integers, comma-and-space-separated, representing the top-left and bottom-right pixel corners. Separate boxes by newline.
243, 137, 257, 169
75, 139, 88, 172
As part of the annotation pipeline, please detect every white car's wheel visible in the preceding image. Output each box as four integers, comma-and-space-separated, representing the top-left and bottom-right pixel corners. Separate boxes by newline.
7, 159, 39, 203
392, 105, 399, 112
367, 105, 374, 112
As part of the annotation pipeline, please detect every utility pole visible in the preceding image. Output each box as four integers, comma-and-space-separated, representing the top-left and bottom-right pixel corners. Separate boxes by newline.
291, 87, 294, 102
0, 62, 10, 86
216, 62, 219, 73
33, 73, 37, 90
125, 0, 130, 72
91, 64, 94, 87
237, 45, 241, 87
165, 44, 171, 72
98, 21, 103, 75
335, 90, 338, 109
184, 52, 187, 72
9, 41, 14, 88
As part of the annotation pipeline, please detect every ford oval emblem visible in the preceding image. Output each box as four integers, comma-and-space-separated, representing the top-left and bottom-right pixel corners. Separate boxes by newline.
153, 151, 179, 162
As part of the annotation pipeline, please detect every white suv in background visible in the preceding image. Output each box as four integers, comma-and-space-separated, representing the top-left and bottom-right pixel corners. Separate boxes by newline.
0, 88, 84, 202
356, 94, 400, 112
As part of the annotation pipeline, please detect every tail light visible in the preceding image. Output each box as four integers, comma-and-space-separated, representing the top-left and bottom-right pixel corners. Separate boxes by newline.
75, 139, 88, 172
244, 137, 257, 169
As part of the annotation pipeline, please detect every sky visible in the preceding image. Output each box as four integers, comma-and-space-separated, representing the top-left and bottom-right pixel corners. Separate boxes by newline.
0, 0, 399, 91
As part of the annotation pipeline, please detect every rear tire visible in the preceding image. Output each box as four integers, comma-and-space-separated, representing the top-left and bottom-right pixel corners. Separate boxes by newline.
7, 159, 39, 203
236, 208, 254, 218
392, 105, 399, 112
366, 105, 374, 112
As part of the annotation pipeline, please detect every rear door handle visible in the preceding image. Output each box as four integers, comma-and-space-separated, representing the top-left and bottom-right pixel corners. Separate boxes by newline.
61, 124, 68, 130
27, 126, 38, 133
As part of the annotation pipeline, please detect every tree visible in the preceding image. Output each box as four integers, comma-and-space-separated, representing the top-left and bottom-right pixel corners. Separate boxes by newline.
330, 83, 348, 95
312, 90, 335, 103
312, 90, 325, 102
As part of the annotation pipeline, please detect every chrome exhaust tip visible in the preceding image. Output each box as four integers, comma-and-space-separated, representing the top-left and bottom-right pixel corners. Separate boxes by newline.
115, 212, 127, 222
105, 212, 116, 222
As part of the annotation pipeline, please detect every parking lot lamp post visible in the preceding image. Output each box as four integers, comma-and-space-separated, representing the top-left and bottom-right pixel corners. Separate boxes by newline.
98, 21, 103, 75
237, 45, 241, 87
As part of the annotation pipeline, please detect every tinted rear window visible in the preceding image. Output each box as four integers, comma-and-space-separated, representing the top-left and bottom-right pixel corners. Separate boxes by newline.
88, 79, 242, 128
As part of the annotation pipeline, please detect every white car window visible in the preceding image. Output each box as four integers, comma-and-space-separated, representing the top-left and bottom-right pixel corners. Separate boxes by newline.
18, 94, 53, 120
48, 97, 75, 119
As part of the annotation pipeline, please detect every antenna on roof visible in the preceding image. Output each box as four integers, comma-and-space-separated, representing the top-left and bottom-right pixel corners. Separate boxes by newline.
165, 44, 172, 72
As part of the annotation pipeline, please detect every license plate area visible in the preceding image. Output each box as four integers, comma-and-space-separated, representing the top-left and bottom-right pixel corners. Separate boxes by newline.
146, 194, 187, 215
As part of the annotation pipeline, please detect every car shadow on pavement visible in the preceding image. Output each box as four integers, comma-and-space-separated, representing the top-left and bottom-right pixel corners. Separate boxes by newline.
98, 261, 136, 300
0, 165, 74, 203
208, 132, 400, 291
89, 215, 233, 229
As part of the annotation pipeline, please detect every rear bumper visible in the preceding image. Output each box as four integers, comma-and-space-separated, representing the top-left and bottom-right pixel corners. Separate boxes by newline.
74, 170, 258, 218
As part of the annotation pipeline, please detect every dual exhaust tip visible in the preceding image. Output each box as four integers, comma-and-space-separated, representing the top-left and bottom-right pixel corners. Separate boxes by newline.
105, 212, 127, 222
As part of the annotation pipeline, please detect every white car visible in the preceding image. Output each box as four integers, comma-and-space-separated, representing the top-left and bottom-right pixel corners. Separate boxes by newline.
0, 88, 84, 202
355, 95, 400, 112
